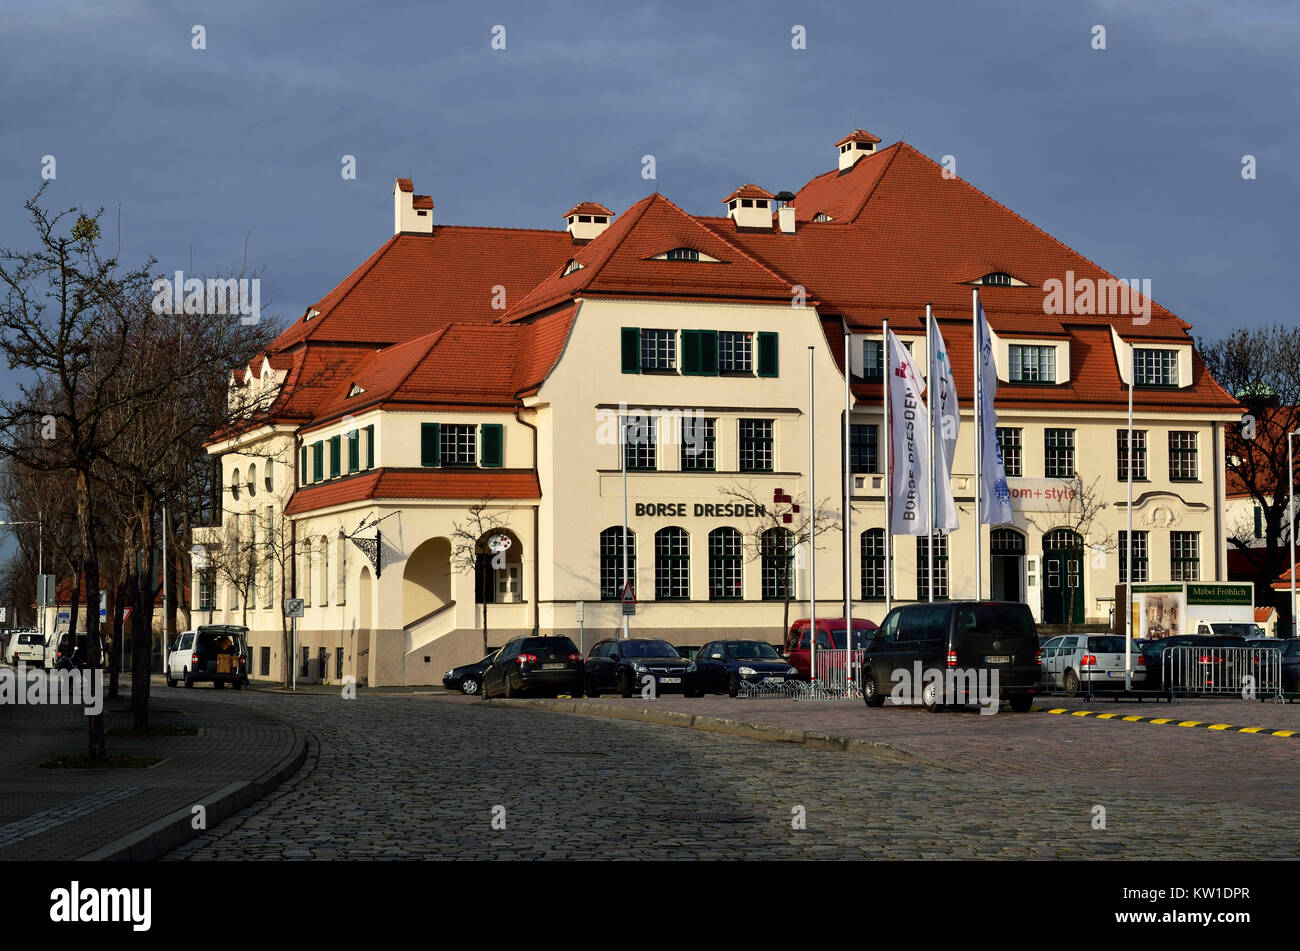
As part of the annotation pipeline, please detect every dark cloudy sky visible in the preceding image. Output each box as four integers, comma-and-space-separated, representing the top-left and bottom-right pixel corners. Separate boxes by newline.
2, 0, 1296, 340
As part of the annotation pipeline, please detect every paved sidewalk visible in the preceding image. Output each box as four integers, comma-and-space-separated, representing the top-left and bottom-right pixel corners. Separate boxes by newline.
0, 674, 305, 861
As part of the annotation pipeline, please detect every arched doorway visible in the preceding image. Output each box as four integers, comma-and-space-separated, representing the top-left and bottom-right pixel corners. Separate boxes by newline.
474, 530, 523, 605
990, 528, 1025, 603
356, 565, 372, 687
1042, 528, 1083, 625
403, 537, 452, 627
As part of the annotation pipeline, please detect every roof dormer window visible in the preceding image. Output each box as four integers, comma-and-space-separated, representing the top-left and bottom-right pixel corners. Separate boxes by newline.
813, 213, 833, 223
972, 272, 1028, 287
348, 383, 366, 397
563, 259, 584, 276
667, 248, 700, 262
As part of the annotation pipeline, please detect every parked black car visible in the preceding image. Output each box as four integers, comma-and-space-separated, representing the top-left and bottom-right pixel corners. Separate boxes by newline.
860, 601, 1040, 712
481, 636, 583, 699
1281, 639, 1300, 692
692, 640, 800, 697
675, 645, 702, 663
1140, 635, 1247, 693
443, 650, 498, 695
584, 638, 694, 698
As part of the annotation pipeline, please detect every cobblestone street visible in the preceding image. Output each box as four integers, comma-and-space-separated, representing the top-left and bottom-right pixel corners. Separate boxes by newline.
166, 690, 1300, 860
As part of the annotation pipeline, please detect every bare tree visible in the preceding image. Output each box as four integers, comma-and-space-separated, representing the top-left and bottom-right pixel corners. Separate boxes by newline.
721, 482, 839, 639
450, 500, 513, 655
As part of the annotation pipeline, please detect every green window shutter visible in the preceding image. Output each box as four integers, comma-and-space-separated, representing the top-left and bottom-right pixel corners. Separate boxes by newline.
365, 425, 375, 469
757, 332, 779, 378
329, 436, 341, 478
621, 327, 640, 374
682, 330, 700, 374
421, 422, 440, 467
480, 423, 503, 467
700, 330, 718, 375
299, 446, 307, 484
1254, 506, 1262, 539
312, 442, 323, 482
348, 431, 359, 473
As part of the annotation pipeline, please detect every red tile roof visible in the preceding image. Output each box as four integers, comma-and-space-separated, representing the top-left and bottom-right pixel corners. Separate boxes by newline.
395, 178, 413, 193
722, 184, 775, 203
284, 468, 542, 515
412, 195, 433, 210
835, 129, 882, 147
1256, 606, 1275, 622
563, 201, 613, 218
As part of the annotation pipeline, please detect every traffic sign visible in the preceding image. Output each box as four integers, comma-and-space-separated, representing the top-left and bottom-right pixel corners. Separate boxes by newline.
622, 602, 636, 616
284, 598, 305, 618
621, 581, 636, 605
575, 600, 584, 623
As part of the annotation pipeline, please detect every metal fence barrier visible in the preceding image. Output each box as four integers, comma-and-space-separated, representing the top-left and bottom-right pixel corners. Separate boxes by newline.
1164, 646, 1283, 699
811, 648, 865, 699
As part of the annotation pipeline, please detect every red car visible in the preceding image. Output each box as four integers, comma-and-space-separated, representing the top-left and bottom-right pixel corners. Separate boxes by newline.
784, 617, 879, 680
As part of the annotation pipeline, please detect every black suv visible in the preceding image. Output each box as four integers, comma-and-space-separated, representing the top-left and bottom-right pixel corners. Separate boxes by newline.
584, 638, 695, 698
481, 636, 584, 698
860, 601, 1040, 712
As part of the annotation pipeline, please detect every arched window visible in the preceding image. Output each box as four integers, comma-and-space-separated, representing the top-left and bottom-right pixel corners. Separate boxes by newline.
247, 464, 257, 497
991, 528, 1025, 554
264, 459, 274, 492
1043, 528, 1082, 551
761, 528, 794, 601
599, 527, 635, 601
666, 247, 699, 262
981, 272, 1013, 286
655, 527, 689, 600
318, 537, 329, 607
231, 468, 241, 501
708, 528, 742, 601
861, 529, 886, 600
916, 533, 949, 600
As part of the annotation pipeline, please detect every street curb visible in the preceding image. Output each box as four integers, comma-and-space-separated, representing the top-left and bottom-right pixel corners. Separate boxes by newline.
1037, 706, 1299, 738
483, 699, 956, 770
76, 720, 309, 862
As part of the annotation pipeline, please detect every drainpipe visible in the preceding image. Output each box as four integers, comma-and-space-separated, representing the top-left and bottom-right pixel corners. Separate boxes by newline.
514, 408, 541, 636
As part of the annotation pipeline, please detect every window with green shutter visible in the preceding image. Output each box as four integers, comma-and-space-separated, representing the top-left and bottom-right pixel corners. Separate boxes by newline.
329, 436, 341, 478
621, 327, 640, 374
299, 446, 308, 485
421, 423, 440, 467
682, 330, 718, 376
480, 423, 503, 467
347, 430, 360, 473
312, 442, 324, 482
365, 425, 375, 469
757, 332, 779, 377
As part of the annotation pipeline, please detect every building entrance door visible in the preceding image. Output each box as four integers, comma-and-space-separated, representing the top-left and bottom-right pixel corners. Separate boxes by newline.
990, 529, 1025, 603
1042, 529, 1084, 625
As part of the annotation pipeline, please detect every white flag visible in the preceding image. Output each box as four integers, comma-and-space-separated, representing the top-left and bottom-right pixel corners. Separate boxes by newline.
977, 302, 1013, 525
888, 330, 930, 534
929, 320, 960, 532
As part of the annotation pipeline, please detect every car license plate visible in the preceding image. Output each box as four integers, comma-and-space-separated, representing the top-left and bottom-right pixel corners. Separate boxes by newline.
542, 663, 565, 670
984, 655, 1010, 664
1107, 671, 1127, 678
658, 677, 681, 684
764, 676, 785, 683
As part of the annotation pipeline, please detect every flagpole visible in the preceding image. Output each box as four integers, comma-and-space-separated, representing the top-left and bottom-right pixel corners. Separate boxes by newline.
927, 303, 935, 603
808, 346, 816, 684
1126, 342, 1134, 691
843, 328, 853, 685
883, 320, 892, 612
973, 289, 982, 600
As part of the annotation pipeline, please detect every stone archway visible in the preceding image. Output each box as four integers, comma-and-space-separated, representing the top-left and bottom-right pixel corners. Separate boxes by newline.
355, 565, 373, 687
403, 537, 452, 627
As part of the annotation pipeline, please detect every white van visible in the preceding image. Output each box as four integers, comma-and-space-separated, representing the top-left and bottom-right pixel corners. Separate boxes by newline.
10, 631, 48, 667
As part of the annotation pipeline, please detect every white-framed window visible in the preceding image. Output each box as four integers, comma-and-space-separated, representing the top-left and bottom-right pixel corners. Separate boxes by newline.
1135, 348, 1178, 387
640, 329, 676, 371
718, 331, 753, 373
622, 415, 656, 470
1009, 345, 1056, 383
440, 424, 476, 467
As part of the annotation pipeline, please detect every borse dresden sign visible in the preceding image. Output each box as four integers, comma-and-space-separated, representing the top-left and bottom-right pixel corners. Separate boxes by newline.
634, 502, 767, 519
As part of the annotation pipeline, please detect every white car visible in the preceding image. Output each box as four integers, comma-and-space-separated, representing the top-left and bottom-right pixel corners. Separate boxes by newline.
166, 626, 249, 688
9, 631, 47, 667
1040, 634, 1145, 691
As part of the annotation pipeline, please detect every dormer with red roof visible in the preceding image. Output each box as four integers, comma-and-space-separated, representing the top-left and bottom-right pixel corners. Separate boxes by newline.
394, 177, 434, 235
836, 129, 881, 172
563, 201, 613, 242
723, 184, 775, 230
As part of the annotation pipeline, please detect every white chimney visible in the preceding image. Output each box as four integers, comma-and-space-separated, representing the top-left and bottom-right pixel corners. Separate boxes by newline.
835, 129, 881, 172
563, 201, 614, 242
722, 184, 775, 230
773, 191, 796, 234
393, 178, 434, 235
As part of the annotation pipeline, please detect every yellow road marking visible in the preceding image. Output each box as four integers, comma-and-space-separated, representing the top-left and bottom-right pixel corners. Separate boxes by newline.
1122, 715, 1144, 722
1096, 713, 1118, 719
1240, 727, 1264, 734
1150, 718, 1173, 724
1273, 730, 1296, 737
1177, 721, 1201, 727
1070, 710, 1092, 717
1047, 708, 1069, 714
1208, 724, 1231, 731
